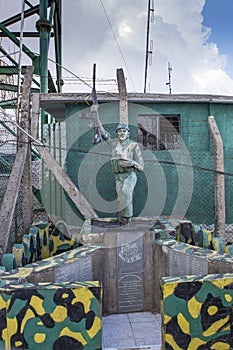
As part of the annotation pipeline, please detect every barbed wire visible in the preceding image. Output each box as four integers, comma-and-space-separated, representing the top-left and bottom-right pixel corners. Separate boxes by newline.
0, 106, 44, 146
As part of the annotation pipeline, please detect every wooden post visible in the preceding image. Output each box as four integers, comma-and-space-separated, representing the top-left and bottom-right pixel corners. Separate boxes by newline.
20, 66, 34, 233
0, 66, 34, 253
116, 68, 128, 125
0, 147, 28, 252
34, 144, 98, 220
30, 93, 98, 220
31, 93, 40, 140
208, 116, 226, 241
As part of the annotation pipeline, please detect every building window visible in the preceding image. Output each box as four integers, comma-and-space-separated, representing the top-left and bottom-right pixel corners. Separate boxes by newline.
137, 114, 180, 150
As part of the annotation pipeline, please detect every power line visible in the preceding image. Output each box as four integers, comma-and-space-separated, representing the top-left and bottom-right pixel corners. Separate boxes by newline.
99, 0, 136, 91
0, 48, 125, 98
0, 106, 43, 146
47, 57, 93, 90
47, 57, 124, 98
1, 107, 233, 179
0, 51, 20, 60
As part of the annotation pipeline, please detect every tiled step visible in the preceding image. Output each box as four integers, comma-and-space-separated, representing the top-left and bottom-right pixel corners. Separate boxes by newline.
102, 312, 162, 349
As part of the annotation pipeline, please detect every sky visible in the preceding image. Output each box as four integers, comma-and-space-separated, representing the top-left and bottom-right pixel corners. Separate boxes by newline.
1, 0, 233, 95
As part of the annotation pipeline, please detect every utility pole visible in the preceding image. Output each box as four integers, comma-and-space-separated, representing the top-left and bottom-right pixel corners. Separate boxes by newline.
144, 0, 154, 93
166, 61, 172, 94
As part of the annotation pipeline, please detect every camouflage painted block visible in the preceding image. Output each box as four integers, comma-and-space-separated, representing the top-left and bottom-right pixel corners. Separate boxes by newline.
212, 237, 224, 254
193, 225, 203, 247
161, 274, 233, 350
202, 229, 213, 249
224, 244, 233, 256
177, 221, 194, 245
1, 254, 17, 272
0, 281, 102, 350
12, 244, 25, 267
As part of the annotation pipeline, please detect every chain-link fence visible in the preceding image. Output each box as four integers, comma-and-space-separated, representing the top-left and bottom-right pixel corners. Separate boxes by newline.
0, 110, 22, 249
39, 112, 233, 245
2, 101, 233, 247
0, 109, 43, 249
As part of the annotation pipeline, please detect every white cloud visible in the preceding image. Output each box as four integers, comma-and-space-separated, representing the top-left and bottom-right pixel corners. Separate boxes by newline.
119, 21, 133, 39
61, 0, 233, 95
142, 0, 233, 94
1, 0, 233, 95
193, 68, 233, 94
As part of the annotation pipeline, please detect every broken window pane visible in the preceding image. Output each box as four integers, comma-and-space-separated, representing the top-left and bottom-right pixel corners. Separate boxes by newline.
137, 114, 180, 150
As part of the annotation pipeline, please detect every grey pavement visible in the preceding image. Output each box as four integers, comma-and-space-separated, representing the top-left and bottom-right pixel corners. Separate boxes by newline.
102, 312, 162, 349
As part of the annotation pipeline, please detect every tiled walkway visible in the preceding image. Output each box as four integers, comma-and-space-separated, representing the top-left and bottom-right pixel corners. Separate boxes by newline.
102, 312, 162, 349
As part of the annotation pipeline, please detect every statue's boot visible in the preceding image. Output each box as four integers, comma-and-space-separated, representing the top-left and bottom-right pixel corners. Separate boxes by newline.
119, 216, 131, 225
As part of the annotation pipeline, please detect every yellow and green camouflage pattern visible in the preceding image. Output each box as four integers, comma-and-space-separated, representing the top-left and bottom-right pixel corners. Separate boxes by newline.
0, 281, 102, 350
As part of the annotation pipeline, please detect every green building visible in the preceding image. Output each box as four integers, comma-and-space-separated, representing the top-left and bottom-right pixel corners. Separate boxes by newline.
40, 93, 233, 231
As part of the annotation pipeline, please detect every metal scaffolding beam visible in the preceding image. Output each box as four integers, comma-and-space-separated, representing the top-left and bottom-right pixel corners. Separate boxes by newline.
0, 0, 62, 134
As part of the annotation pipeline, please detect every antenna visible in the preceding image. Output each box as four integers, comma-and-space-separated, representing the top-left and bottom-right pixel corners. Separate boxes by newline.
166, 61, 172, 94
144, 0, 154, 93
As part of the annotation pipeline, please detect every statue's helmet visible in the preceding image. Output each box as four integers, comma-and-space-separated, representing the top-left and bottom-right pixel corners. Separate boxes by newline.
115, 123, 130, 132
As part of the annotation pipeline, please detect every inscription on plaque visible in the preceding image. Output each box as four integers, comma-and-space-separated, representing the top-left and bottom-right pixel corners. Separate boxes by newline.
118, 273, 144, 312
55, 255, 93, 282
168, 249, 208, 276
117, 235, 144, 312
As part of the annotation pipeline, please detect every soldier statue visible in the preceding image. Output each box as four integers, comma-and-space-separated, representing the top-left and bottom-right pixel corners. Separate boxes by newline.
92, 105, 144, 224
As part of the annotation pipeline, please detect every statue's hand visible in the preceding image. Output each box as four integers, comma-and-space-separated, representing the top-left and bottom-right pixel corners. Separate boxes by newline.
91, 104, 99, 112
120, 159, 134, 168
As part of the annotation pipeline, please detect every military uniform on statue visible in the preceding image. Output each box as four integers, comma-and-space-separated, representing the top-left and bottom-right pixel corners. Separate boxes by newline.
92, 108, 144, 225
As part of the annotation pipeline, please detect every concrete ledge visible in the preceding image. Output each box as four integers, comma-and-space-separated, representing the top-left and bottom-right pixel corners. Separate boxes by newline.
0, 245, 102, 284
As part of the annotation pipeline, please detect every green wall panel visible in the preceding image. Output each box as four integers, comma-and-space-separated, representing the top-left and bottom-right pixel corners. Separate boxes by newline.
60, 100, 233, 225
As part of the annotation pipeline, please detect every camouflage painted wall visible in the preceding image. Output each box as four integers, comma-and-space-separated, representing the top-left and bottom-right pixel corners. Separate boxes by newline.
161, 274, 233, 349
0, 245, 101, 284
0, 281, 102, 350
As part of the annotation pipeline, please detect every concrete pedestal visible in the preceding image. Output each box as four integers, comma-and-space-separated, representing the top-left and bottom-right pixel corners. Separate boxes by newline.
81, 217, 156, 314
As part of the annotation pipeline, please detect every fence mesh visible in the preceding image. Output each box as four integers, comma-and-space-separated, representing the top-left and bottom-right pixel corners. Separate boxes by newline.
40, 115, 233, 243
1, 105, 233, 246
0, 110, 22, 248
0, 109, 43, 249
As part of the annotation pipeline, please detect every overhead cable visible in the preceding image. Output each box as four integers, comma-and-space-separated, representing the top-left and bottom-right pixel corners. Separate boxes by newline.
17, 0, 26, 123
99, 0, 136, 91
0, 106, 43, 146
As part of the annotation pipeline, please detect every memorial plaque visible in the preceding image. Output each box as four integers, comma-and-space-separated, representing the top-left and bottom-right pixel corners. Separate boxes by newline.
168, 249, 208, 277
55, 255, 93, 282
117, 239, 143, 273
117, 234, 144, 312
118, 272, 144, 312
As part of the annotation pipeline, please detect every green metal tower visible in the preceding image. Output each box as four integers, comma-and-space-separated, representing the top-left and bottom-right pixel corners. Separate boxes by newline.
0, 0, 62, 113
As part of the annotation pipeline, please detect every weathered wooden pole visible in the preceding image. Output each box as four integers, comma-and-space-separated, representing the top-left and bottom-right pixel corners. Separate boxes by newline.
20, 66, 34, 233
116, 68, 128, 125
0, 66, 34, 253
31, 92, 40, 140
30, 91, 98, 220
208, 116, 226, 242
33, 143, 98, 219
